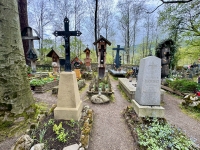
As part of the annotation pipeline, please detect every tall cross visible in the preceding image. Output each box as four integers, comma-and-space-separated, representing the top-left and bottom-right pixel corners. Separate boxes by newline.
112, 45, 124, 69
53, 17, 82, 71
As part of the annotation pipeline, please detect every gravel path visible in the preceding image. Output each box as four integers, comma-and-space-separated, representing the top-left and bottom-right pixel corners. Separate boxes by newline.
83, 78, 137, 150
163, 93, 200, 146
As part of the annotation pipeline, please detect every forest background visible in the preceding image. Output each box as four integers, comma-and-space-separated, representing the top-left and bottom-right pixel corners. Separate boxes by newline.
27, 0, 200, 67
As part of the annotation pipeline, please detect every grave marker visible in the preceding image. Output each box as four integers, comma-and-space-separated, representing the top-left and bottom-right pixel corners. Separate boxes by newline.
22, 27, 40, 73
135, 56, 161, 105
133, 56, 164, 117
53, 17, 83, 120
112, 45, 124, 69
93, 35, 111, 78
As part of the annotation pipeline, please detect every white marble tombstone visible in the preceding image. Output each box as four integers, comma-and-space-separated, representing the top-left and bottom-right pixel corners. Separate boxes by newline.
135, 56, 161, 106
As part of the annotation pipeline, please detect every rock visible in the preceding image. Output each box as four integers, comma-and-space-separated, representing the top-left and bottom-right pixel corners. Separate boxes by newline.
30, 143, 44, 150
37, 113, 46, 122
11, 134, 33, 150
78, 80, 86, 90
91, 94, 110, 104
63, 143, 79, 150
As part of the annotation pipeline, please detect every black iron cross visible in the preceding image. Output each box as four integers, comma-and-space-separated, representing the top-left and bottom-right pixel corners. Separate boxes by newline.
53, 17, 82, 71
112, 45, 124, 69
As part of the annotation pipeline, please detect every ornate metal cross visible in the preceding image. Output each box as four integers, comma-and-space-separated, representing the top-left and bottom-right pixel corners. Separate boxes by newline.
53, 17, 82, 71
112, 45, 124, 69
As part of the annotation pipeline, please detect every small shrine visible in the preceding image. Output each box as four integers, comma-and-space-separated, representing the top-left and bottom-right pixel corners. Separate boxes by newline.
83, 47, 92, 71
46, 48, 64, 74
71, 56, 83, 79
93, 35, 111, 79
156, 39, 175, 78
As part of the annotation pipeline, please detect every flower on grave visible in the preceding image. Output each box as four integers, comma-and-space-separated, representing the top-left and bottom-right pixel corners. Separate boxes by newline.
125, 70, 133, 78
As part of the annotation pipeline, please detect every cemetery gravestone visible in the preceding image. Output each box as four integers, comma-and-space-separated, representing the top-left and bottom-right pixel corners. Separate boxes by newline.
133, 56, 164, 117
135, 56, 161, 105
93, 35, 111, 79
22, 27, 40, 73
112, 45, 124, 69
53, 17, 83, 120
46, 48, 64, 74
83, 47, 92, 71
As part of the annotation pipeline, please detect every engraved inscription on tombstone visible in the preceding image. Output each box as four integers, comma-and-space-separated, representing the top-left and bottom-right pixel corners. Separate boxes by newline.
135, 56, 161, 106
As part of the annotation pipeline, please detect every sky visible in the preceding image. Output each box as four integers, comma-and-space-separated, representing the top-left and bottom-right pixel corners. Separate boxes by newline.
31, 0, 165, 50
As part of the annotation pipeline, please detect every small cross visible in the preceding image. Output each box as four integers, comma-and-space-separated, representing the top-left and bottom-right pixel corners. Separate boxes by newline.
112, 45, 125, 69
53, 17, 82, 72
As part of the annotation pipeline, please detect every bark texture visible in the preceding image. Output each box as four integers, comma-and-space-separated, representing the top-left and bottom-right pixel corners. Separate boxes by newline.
0, 0, 34, 114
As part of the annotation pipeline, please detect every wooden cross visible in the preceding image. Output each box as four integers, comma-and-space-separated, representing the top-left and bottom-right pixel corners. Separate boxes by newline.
53, 17, 82, 71
22, 27, 40, 72
112, 45, 124, 69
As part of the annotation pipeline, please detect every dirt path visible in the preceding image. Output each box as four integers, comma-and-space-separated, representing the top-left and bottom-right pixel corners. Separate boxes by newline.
83, 78, 137, 150
163, 93, 200, 146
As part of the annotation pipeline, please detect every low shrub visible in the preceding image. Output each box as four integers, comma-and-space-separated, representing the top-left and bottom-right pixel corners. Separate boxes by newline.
136, 117, 197, 150
167, 79, 198, 93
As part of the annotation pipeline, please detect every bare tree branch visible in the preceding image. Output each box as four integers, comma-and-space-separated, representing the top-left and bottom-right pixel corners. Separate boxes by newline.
147, 0, 193, 14
146, 3, 164, 14
161, 0, 193, 3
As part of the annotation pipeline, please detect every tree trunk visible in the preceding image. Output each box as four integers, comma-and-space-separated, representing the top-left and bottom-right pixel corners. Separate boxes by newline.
0, 0, 34, 114
18, 0, 30, 65
95, 0, 98, 61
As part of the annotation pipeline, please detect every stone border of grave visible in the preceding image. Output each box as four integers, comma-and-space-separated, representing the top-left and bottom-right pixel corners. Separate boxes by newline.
11, 105, 94, 150
86, 91, 113, 97
161, 85, 186, 97
34, 80, 59, 93
118, 78, 136, 100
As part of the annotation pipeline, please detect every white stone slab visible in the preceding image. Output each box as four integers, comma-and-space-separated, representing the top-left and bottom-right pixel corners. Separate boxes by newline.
135, 56, 161, 106
132, 100, 164, 118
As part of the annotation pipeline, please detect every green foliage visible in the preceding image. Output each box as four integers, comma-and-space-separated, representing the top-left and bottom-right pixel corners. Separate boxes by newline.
53, 122, 68, 143
136, 118, 195, 150
168, 79, 198, 93
66, 119, 78, 128
39, 128, 47, 143
30, 77, 56, 86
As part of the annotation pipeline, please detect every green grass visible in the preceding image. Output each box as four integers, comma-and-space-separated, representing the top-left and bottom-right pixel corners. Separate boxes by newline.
117, 85, 132, 103
180, 105, 200, 121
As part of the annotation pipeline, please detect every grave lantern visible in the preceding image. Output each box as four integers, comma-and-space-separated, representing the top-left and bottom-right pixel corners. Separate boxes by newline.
83, 47, 92, 71
93, 35, 111, 78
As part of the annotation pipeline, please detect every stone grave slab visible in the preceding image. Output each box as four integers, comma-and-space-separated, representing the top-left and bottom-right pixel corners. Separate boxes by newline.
135, 56, 161, 106
134, 56, 164, 118
132, 100, 165, 117
54, 72, 83, 120
109, 69, 126, 76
